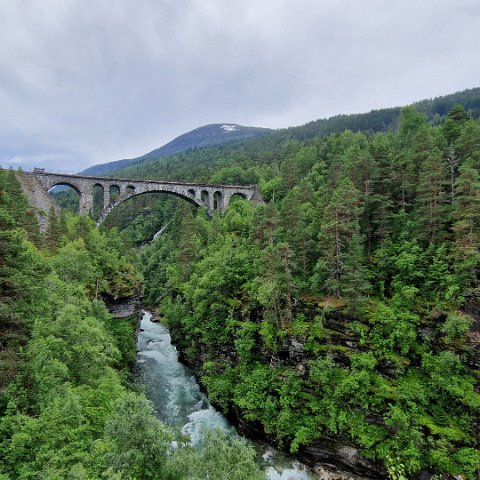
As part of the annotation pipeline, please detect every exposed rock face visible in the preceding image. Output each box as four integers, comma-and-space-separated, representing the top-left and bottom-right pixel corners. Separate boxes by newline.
15, 171, 60, 232
463, 293, 480, 369
313, 465, 372, 480
172, 337, 385, 479
298, 439, 385, 479
104, 295, 142, 319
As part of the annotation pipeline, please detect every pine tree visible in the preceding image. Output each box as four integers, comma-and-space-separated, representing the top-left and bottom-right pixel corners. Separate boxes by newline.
172, 203, 202, 283
442, 104, 470, 145
279, 182, 315, 283
370, 133, 395, 245
454, 120, 480, 167
255, 242, 297, 329
252, 202, 279, 247
393, 108, 428, 210
45, 207, 61, 252
452, 158, 480, 251
314, 178, 369, 300
416, 147, 448, 242
445, 147, 459, 206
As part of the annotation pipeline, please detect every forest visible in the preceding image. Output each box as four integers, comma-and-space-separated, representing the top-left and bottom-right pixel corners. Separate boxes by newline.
127, 104, 480, 478
0, 170, 264, 479
2, 98, 480, 479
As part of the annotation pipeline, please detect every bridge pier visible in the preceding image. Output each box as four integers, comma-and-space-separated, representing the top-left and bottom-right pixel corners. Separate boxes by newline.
79, 190, 94, 215
103, 188, 110, 209
208, 193, 215, 214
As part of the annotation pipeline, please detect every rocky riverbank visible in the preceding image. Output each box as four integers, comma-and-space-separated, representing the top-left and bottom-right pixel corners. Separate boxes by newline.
161, 306, 386, 480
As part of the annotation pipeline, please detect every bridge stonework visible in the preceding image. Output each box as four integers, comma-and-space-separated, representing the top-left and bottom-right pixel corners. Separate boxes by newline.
27, 171, 263, 227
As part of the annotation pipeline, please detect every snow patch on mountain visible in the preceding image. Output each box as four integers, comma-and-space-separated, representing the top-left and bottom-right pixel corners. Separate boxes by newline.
220, 124, 239, 132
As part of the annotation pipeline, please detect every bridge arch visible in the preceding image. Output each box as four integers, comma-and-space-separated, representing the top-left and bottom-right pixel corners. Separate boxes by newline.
109, 184, 121, 201
213, 191, 222, 210
92, 183, 105, 213
47, 181, 81, 195
96, 188, 204, 227
47, 182, 82, 213
230, 192, 247, 202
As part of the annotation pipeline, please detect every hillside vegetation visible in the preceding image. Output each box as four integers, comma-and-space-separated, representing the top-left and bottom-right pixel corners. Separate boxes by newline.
0, 170, 263, 479
105, 87, 480, 183
130, 103, 480, 478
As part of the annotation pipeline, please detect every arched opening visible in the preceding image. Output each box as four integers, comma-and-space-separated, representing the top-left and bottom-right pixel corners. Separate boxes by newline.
229, 193, 247, 205
93, 184, 105, 219
188, 189, 196, 198
213, 191, 222, 210
48, 183, 80, 213
109, 185, 120, 202
101, 191, 198, 245
201, 190, 209, 204
126, 186, 135, 195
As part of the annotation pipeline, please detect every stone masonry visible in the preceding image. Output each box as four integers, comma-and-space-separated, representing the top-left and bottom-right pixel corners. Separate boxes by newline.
23, 170, 264, 228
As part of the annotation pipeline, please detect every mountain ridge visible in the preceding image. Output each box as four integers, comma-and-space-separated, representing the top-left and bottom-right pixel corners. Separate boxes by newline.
81, 123, 272, 176
84, 86, 480, 178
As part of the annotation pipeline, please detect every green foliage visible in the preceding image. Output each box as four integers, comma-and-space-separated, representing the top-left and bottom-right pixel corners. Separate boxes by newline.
168, 429, 265, 480
134, 107, 480, 479
4, 92, 480, 479
0, 175, 265, 479
102, 392, 172, 479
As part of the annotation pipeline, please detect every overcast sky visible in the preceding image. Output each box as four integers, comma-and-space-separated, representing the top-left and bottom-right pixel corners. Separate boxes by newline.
1, 0, 479, 172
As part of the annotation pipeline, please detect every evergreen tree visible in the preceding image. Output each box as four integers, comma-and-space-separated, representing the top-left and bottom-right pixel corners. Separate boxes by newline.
443, 104, 471, 145
254, 242, 297, 329
416, 147, 448, 242
314, 177, 369, 299
455, 120, 480, 167
452, 158, 480, 286
45, 207, 61, 252
171, 203, 203, 283
252, 202, 279, 247
279, 183, 315, 283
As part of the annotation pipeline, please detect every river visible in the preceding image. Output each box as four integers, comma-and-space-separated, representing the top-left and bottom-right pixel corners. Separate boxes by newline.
136, 311, 316, 480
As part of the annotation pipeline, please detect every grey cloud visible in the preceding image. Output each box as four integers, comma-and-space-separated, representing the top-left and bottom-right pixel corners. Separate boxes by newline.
1, 0, 479, 172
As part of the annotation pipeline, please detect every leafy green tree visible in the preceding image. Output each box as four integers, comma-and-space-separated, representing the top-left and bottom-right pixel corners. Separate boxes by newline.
103, 392, 172, 480
169, 429, 265, 480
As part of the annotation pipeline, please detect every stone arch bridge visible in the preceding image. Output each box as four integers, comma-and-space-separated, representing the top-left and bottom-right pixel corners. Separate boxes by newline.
25, 171, 263, 227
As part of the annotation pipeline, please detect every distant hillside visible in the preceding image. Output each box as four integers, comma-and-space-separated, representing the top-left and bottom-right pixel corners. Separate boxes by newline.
81, 124, 272, 176
105, 86, 480, 183
285, 87, 480, 141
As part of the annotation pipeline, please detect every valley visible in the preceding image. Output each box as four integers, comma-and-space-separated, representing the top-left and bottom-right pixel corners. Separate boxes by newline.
2, 89, 480, 479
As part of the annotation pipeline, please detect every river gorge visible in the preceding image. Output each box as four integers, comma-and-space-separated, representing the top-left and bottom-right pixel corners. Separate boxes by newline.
136, 311, 316, 480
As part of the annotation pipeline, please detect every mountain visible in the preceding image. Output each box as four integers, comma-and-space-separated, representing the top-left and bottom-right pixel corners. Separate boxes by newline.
101, 86, 480, 183
80, 123, 272, 176
83, 86, 480, 180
